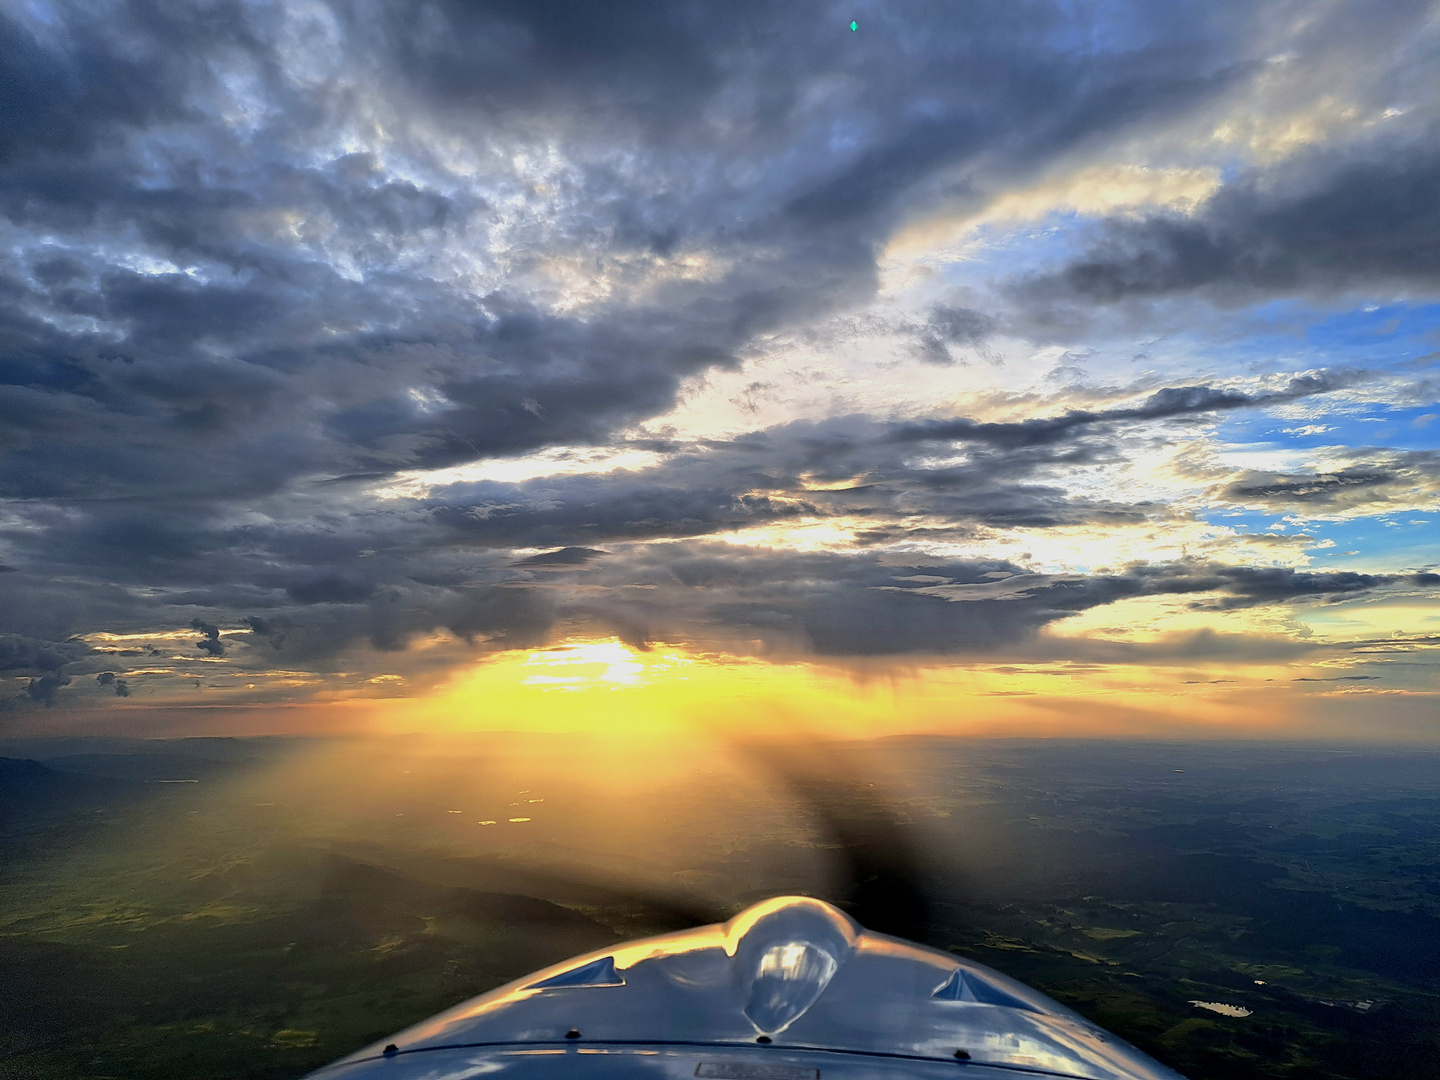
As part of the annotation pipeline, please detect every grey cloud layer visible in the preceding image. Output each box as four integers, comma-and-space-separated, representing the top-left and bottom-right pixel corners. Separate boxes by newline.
0, 0, 1293, 500
1, 0, 1436, 708
2, 373, 1426, 702
6, 544, 1425, 706
541, 549, 1437, 657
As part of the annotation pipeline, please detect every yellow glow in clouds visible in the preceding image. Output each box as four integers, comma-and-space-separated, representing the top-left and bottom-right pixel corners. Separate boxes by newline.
385, 638, 897, 737
521, 641, 647, 688
373, 636, 1362, 740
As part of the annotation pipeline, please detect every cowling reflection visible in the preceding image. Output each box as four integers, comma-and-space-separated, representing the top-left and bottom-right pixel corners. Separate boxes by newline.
727, 897, 858, 1034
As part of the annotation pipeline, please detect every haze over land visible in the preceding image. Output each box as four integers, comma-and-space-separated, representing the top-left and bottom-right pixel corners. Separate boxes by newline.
0, 0, 1436, 739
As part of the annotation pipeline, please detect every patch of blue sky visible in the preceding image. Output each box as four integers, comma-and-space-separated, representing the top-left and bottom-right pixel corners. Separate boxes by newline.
1301, 299, 1440, 357
1213, 403, 1439, 455
1301, 514, 1438, 572
952, 218, 1440, 356
1298, 407, 1438, 453
938, 213, 1090, 283
1200, 507, 1438, 571
938, 219, 1440, 398
1172, 297, 1440, 372
1203, 507, 1308, 533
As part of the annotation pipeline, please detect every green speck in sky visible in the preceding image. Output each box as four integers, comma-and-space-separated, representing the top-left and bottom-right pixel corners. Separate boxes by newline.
850, 21, 858, 32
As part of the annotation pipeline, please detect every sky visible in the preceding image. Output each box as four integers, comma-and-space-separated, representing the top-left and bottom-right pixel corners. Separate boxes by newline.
0, 0, 1437, 741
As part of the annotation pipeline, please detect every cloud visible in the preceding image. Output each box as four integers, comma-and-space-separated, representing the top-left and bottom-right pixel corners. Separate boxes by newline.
1212, 450, 1440, 518
191, 619, 225, 657
20, 534, 1423, 707
493, 546, 1437, 659
1012, 133, 1440, 309
890, 372, 1355, 449
0, 634, 93, 707
511, 547, 609, 568
0, 1, 1435, 714
243, 616, 286, 649
0, 0, 1275, 508
1137, 564, 1440, 612
96, 671, 130, 697
284, 576, 377, 605
0, 364, 1396, 702
0, 635, 81, 674
25, 673, 71, 707
915, 305, 998, 365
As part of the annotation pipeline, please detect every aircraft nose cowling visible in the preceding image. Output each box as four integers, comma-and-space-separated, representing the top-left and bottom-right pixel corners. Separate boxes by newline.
306, 895, 1190, 1080
724, 896, 859, 1034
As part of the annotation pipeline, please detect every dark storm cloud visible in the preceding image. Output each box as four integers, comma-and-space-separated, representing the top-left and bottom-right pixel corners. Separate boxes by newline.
264, 582, 558, 658
0, 0, 236, 166
0, 0, 1267, 505
1120, 564, 1440, 612
351, 0, 1246, 225
209, 549, 1440, 665
1013, 133, 1440, 308
420, 431, 1109, 550
583, 548, 1056, 656
342, 0, 748, 124
427, 476, 824, 548
1, 492, 1429, 707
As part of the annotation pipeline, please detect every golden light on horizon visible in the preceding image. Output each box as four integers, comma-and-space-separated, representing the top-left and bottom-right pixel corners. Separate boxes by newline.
384, 637, 883, 737
355, 634, 1398, 742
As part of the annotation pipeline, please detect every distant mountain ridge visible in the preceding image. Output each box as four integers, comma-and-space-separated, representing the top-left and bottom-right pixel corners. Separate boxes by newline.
41, 752, 249, 782
0, 756, 145, 822
0, 734, 308, 761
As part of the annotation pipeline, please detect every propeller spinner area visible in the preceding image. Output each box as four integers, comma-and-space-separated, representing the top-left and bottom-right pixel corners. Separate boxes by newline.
305, 895, 1187, 1080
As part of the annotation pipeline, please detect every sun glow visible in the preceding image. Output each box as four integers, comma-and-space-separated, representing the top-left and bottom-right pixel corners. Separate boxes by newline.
346, 635, 1406, 742
386, 637, 879, 736
521, 640, 652, 688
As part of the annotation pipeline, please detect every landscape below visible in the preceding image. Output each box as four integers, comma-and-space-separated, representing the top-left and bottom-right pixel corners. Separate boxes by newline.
0, 734, 1437, 1080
